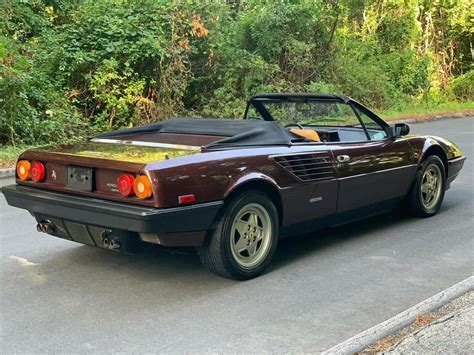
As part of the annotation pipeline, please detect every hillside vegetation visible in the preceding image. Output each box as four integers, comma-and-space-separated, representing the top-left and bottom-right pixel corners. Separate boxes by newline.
1, 0, 473, 146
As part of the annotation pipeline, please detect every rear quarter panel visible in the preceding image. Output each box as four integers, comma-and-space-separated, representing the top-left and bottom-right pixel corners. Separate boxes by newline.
146, 145, 338, 226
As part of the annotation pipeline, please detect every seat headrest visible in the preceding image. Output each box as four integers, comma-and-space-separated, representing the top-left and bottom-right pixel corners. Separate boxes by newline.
290, 128, 321, 142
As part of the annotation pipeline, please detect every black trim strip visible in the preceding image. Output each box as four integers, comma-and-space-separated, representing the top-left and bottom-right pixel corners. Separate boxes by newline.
1, 185, 223, 234
338, 164, 417, 180
448, 156, 466, 164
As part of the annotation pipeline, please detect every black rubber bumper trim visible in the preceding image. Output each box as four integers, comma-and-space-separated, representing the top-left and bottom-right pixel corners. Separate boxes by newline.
1, 185, 223, 233
448, 156, 466, 165
447, 156, 466, 184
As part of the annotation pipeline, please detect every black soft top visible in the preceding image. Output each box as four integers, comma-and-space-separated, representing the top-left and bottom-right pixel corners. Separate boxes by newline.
95, 118, 302, 149
95, 93, 356, 148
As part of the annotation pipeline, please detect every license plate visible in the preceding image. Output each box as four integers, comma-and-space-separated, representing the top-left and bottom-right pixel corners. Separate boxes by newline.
66, 166, 93, 192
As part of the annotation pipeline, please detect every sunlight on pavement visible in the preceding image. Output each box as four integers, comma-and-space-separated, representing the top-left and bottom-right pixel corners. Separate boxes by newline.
10, 255, 38, 266
9, 255, 46, 284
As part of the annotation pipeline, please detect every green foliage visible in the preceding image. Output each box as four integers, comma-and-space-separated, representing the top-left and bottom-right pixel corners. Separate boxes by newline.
451, 71, 474, 100
305, 81, 340, 94
0, 34, 85, 145
384, 50, 429, 97
0, 0, 472, 146
88, 59, 145, 129
376, 4, 419, 52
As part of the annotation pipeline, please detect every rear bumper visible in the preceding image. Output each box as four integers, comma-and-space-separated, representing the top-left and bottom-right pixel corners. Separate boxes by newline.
447, 156, 466, 186
1, 185, 223, 246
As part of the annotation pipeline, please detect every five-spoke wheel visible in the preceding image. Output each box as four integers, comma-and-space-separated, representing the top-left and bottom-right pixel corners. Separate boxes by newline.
199, 190, 279, 280
230, 203, 272, 269
407, 155, 446, 217
420, 164, 443, 210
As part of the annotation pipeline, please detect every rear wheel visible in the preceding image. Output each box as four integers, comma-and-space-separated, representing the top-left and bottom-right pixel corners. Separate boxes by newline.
199, 191, 279, 280
407, 155, 446, 217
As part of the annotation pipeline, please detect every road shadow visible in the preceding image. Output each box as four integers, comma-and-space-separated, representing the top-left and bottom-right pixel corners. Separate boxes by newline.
268, 197, 459, 274
269, 211, 406, 272
21, 197, 458, 290
33, 209, 419, 282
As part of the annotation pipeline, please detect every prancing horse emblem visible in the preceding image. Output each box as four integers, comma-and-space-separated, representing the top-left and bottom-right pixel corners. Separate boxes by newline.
51, 170, 57, 180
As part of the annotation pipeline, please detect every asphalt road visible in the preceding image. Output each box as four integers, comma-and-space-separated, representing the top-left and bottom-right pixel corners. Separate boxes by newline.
1, 117, 473, 353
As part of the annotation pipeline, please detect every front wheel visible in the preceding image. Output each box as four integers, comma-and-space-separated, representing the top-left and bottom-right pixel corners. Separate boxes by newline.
407, 155, 446, 217
199, 191, 279, 280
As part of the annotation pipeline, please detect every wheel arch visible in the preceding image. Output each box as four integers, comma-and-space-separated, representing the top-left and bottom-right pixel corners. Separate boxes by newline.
224, 177, 283, 225
421, 144, 449, 177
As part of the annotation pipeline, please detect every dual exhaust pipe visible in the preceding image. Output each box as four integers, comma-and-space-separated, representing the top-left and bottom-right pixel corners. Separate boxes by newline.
37, 220, 55, 234
36, 220, 121, 251
102, 237, 121, 250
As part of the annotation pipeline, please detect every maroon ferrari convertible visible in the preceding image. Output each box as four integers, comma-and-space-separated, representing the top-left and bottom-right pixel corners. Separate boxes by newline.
2, 93, 466, 279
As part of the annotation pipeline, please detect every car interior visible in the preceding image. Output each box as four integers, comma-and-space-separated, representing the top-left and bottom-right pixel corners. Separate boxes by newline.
246, 96, 389, 143
286, 124, 371, 143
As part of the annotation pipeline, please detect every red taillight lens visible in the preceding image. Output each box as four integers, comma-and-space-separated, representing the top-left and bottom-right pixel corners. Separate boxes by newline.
30, 161, 46, 182
117, 173, 135, 197
16, 160, 31, 180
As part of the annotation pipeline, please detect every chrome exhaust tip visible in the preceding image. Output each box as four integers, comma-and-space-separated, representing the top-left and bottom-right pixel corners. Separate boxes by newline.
37, 220, 55, 234
109, 240, 121, 250
43, 221, 55, 234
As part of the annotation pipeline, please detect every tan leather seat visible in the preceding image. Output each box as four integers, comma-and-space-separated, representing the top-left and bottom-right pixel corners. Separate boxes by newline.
290, 128, 321, 142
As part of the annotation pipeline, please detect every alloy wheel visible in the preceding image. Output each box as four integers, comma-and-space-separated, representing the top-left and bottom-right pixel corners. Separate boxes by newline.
420, 164, 443, 210
230, 203, 273, 269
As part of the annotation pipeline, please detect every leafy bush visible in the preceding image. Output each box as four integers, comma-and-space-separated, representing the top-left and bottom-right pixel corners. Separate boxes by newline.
383, 50, 429, 97
305, 81, 340, 95
88, 59, 145, 128
451, 71, 474, 100
0, 35, 85, 145
332, 41, 397, 108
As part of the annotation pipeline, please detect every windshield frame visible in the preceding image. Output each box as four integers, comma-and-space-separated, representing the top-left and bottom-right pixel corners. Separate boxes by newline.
243, 94, 390, 142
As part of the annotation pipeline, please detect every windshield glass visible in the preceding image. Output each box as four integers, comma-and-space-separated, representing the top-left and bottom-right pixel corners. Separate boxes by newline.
247, 99, 360, 127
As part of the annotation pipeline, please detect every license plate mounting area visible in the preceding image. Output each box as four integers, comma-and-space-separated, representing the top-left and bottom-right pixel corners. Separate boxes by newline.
66, 166, 93, 192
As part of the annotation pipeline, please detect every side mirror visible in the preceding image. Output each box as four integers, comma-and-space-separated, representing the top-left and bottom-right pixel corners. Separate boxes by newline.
394, 123, 410, 137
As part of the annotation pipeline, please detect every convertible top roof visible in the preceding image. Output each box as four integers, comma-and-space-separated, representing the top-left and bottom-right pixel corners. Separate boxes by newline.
95, 118, 301, 149
94, 93, 356, 149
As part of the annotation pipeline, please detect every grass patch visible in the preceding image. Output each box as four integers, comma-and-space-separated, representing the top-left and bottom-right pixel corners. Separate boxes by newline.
378, 100, 474, 121
0, 145, 38, 169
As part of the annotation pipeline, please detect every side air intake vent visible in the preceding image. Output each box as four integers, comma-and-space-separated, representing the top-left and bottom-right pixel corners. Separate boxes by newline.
273, 153, 334, 181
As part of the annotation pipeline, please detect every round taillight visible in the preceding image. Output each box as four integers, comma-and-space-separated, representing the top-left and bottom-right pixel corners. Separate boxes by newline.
117, 173, 135, 197
16, 160, 31, 180
30, 161, 46, 182
133, 175, 153, 199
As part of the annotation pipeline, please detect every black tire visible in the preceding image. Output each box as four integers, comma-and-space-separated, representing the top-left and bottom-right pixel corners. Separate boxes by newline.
199, 190, 279, 280
407, 155, 446, 217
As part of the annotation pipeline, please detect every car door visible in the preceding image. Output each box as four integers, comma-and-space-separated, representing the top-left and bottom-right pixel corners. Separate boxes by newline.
330, 105, 417, 213
274, 147, 339, 228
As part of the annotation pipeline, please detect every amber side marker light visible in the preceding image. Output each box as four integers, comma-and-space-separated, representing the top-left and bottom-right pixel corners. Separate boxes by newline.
30, 161, 46, 182
133, 175, 153, 199
16, 160, 31, 180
